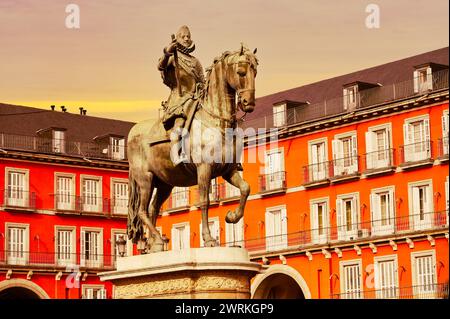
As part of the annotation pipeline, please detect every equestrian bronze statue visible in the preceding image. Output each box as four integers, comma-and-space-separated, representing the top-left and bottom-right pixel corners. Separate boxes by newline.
127, 26, 258, 252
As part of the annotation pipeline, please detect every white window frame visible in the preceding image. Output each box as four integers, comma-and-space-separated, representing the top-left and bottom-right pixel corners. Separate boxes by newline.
408, 180, 434, 231
308, 138, 328, 181
225, 218, 244, 247
171, 222, 190, 251
332, 131, 358, 176
336, 192, 363, 241
5, 223, 30, 265
54, 172, 76, 211
172, 186, 189, 208
52, 130, 66, 153
110, 137, 125, 160
442, 110, 449, 156
411, 250, 437, 299
374, 255, 399, 299
309, 197, 329, 244
273, 103, 286, 127
82, 284, 107, 299
111, 178, 128, 215
403, 115, 431, 162
339, 259, 363, 299
365, 123, 392, 169
80, 227, 103, 268
265, 205, 288, 251
343, 85, 358, 111
413, 67, 432, 93
55, 225, 76, 266
370, 186, 395, 236
264, 147, 285, 190
5, 167, 30, 208
200, 216, 220, 247
80, 175, 102, 213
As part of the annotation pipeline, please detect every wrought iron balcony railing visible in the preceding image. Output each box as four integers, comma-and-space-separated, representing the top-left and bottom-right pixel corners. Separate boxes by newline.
363, 148, 396, 171
437, 136, 449, 158
331, 283, 449, 299
218, 182, 241, 200
258, 171, 287, 193
0, 132, 127, 161
165, 189, 190, 211
0, 189, 37, 211
222, 210, 448, 253
51, 194, 111, 216
0, 250, 116, 270
330, 155, 360, 178
302, 161, 330, 184
399, 140, 433, 164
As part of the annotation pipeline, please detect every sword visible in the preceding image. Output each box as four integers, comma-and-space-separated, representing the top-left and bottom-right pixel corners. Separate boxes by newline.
171, 34, 182, 97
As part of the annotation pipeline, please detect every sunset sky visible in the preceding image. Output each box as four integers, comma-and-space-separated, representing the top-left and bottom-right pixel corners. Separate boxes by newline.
0, 0, 448, 122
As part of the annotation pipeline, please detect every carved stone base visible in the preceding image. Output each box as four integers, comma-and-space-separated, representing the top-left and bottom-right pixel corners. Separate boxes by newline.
99, 247, 262, 299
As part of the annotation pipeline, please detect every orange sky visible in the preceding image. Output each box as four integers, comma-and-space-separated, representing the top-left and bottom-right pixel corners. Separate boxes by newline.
0, 0, 448, 122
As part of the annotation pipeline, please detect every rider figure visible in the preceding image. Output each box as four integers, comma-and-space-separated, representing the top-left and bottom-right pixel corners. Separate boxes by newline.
158, 25, 205, 165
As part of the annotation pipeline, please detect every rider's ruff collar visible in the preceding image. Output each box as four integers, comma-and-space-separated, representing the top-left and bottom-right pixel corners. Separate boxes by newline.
176, 42, 196, 55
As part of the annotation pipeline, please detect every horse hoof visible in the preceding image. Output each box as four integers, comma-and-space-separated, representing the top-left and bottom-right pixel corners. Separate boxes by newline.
204, 239, 217, 247
225, 210, 242, 224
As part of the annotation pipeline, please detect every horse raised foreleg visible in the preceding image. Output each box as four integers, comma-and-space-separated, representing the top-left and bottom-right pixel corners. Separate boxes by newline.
197, 164, 217, 247
147, 182, 173, 253
224, 169, 250, 224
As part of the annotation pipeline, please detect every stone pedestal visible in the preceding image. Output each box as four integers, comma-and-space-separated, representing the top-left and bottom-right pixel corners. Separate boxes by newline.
99, 247, 262, 299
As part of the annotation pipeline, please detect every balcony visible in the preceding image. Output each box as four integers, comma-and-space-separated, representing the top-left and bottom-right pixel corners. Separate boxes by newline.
302, 161, 330, 188
258, 171, 287, 196
164, 189, 190, 213
363, 148, 396, 177
0, 250, 116, 270
232, 210, 448, 254
218, 182, 241, 204
110, 197, 128, 217
0, 132, 127, 161
437, 136, 449, 162
399, 140, 433, 169
329, 155, 360, 183
52, 194, 111, 217
0, 189, 37, 212
331, 283, 448, 299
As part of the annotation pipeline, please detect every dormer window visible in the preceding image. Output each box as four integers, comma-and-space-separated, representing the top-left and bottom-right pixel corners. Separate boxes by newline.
343, 85, 358, 111
273, 103, 286, 127
53, 130, 66, 153
414, 67, 432, 93
110, 136, 125, 160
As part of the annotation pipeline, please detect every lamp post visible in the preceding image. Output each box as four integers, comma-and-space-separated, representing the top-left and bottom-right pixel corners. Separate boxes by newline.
116, 235, 127, 257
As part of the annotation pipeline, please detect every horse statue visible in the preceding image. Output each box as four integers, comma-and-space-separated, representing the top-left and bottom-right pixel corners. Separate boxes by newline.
127, 45, 258, 252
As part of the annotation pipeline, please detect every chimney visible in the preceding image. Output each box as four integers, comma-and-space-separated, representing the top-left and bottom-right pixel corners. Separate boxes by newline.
83, 109, 87, 116
79, 107, 84, 115
61, 106, 66, 112
50, 105, 55, 111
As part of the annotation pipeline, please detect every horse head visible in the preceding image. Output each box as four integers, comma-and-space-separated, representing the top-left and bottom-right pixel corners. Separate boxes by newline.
226, 43, 258, 113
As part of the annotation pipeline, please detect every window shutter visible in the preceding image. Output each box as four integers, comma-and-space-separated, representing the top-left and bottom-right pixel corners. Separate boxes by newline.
412, 187, 420, 215
365, 131, 374, 154
388, 189, 395, 221
311, 203, 319, 231
171, 226, 178, 250
426, 67, 433, 90
80, 230, 86, 266
199, 223, 204, 247
351, 197, 358, 226
423, 118, 430, 151
236, 218, 244, 244
281, 208, 287, 245
119, 138, 125, 159
311, 144, 318, 165
98, 288, 106, 299
336, 198, 343, 233
413, 70, 419, 93
370, 193, 380, 226
184, 224, 190, 249
425, 185, 433, 214
351, 135, 358, 157
265, 211, 274, 249
225, 222, 232, 245
442, 113, 449, 135
446, 178, 449, 212
86, 288, 93, 299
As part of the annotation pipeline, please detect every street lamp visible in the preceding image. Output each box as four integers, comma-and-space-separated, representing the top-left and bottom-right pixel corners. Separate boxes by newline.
116, 235, 127, 257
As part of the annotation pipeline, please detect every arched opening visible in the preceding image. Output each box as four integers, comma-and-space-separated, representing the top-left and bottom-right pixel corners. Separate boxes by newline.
0, 287, 41, 299
253, 273, 305, 299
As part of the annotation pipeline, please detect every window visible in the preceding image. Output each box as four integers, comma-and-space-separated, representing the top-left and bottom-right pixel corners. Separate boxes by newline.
403, 116, 431, 162
332, 133, 358, 176
82, 285, 107, 299
273, 103, 286, 127
265, 206, 287, 251
172, 187, 189, 208
365, 125, 392, 169
5, 168, 29, 207
81, 176, 102, 212
340, 260, 362, 299
411, 251, 437, 298
225, 218, 244, 247
264, 148, 285, 190
370, 187, 395, 236
442, 110, 449, 156
53, 130, 65, 153
171, 222, 190, 250
200, 217, 220, 247
55, 174, 75, 210
56, 227, 76, 266
308, 139, 328, 181
310, 199, 329, 244
112, 179, 128, 215
336, 193, 362, 240
413, 67, 432, 93
343, 85, 358, 110
80, 228, 103, 268
445, 176, 449, 226
110, 137, 125, 160
409, 181, 433, 231
6, 223, 29, 265
374, 256, 398, 299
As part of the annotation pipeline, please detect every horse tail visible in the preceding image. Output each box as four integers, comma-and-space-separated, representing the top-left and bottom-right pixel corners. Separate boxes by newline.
127, 169, 144, 244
